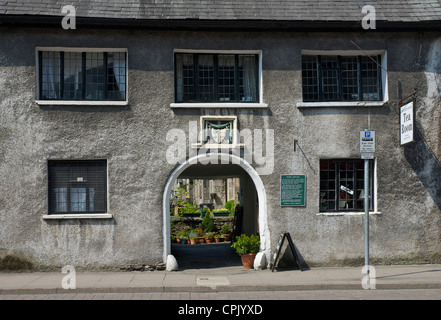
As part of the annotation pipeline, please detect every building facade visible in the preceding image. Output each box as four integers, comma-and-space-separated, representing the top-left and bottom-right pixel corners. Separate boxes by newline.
0, 1, 440, 269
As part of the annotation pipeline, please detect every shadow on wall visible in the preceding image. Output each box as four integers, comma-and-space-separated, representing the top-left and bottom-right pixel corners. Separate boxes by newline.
404, 125, 441, 211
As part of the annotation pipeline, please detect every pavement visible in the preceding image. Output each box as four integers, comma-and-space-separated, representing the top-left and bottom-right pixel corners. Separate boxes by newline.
1, 244, 441, 295
1, 263, 441, 295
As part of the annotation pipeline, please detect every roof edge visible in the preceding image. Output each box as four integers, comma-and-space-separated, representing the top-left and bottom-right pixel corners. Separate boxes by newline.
1, 15, 441, 32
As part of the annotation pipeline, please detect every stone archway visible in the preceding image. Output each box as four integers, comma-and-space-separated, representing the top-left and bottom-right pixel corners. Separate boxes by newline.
162, 153, 270, 268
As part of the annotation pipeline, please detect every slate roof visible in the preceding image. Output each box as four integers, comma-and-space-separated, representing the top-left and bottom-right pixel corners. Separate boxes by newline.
0, 0, 440, 28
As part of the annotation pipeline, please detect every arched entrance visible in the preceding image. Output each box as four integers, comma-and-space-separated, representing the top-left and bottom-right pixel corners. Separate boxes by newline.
163, 153, 270, 268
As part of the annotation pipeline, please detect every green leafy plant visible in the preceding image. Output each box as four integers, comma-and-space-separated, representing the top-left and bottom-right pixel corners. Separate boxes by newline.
221, 224, 231, 234
231, 234, 260, 255
176, 231, 187, 239
204, 232, 215, 239
225, 200, 235, 213
189, 232, 198, 240
182, 201, 199, 214
201, 211, 215, 232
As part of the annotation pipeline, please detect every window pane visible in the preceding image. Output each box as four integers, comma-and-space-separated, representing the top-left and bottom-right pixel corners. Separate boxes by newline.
362, 56, 380, 101
341, 56, 359, 101
85, 52, 105, 100
71, 187, 87, 212
175, 54, 194, 102
302, 56, 319, 102
197, 55, 215, 101
63, 52, 83, 100
321, 56, 339, 101
41, 51, 61, 99
218, 55, 235, 102
107, 52, 126, 101
239, 55, 257, 102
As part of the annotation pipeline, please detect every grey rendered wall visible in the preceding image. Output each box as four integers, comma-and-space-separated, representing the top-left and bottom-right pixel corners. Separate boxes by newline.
0, 27, 440, 268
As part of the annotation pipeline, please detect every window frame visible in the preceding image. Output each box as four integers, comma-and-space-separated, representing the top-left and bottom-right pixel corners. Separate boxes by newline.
191, 115, 240, 149
298, 50, 387, 108
35, 47, 128, 106
319, 159, 376, 214
45, 159, 110, 219
171, 49, 267, 109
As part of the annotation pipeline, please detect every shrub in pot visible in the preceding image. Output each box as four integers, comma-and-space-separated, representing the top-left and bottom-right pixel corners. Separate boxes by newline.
231, 234, 260, 269
204, 232, 215, 243
221, 224, 232, 241
189, 232, 198, 245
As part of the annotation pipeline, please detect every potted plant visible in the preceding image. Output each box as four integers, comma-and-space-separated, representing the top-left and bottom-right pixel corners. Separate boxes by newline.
201, 212, 215, 232
181, 235, 188, 244
231, 234, 260, 269
221, 224, 231, 241
213, 208, 230, 216
204, 232, 215, 243
192, 227, 205, 244
189, 234, 198, 245
214, 234, 224, 243
175, 231, 185, 244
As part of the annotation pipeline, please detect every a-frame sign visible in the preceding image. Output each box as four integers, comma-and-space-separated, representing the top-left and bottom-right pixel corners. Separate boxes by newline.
271, 232, 303, 272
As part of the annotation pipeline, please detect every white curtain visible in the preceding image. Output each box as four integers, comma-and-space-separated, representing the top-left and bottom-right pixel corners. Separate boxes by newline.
41, 52, 59, 99
241, 56, 257, 101
89, 187, 95, 212
176, 54, 193, 101
71, 188, 86, 212
55, 188, 67, 212
112, 53, 126, 96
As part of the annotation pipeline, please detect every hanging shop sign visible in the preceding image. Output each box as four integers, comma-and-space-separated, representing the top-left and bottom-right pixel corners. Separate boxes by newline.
400, 101, 414, 145
280, 174, 306, 207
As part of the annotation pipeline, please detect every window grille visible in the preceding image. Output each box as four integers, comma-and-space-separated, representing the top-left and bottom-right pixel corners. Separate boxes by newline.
175, 53, 259, 103
320, 159, 374, 212
302, 55, 382, 102
48, 160, 107, 214
38, 50, 126, 101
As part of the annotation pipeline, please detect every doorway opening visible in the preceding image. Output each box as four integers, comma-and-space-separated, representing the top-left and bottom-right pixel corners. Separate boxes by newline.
163, 153, 270, 270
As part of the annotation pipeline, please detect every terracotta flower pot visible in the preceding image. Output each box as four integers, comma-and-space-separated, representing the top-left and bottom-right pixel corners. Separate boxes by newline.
190, 238, 197, 245
240, 253, 257, 269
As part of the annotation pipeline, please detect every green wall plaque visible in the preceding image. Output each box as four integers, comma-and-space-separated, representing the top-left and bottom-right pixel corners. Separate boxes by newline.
281, 175, 306, 207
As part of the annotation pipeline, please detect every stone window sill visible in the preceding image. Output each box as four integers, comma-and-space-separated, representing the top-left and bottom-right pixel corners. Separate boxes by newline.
316, 211, 381, 216
170, 103, 268, 109
36, 100, 128, 106
43, 213, 113, 220
297, 101, 387, 108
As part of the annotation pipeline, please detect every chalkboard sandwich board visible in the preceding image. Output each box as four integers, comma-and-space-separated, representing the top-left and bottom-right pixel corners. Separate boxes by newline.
271, 232, 303, 272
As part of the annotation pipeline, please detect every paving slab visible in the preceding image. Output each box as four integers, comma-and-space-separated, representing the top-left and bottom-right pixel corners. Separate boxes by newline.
1, 264, 441, 294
